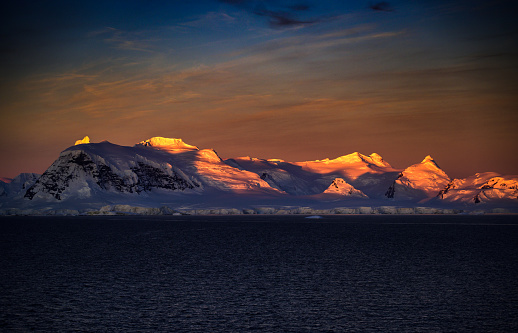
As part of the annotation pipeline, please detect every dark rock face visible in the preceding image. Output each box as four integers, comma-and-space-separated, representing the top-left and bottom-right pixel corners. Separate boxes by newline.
130, 162, 199, 192
329, 180, 341, 190
385, 184, 395, 198
473, 194, 481, 204
25, 151, 199, 200
437, 180, 455, 199
25, 152, 95, 200
260, 172, 279, 187
96, 164, 128, 192
385, 173, 402, 198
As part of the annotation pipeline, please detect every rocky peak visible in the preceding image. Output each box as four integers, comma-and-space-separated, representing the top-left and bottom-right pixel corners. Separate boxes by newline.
421, 155, 441, 168
323, 178, 368, 197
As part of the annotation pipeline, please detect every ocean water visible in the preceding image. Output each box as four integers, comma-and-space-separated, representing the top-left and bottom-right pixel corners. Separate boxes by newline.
0, 215, 517, 332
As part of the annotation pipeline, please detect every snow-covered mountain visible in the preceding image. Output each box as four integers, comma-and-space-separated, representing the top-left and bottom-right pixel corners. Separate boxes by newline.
1, 137, 517, 214
385, 156, 451, 202
0, 177, 13, 183
23, 137, 279, 203
437, 172, 518, 204
226, 152, 400, 198
0, 173, 40, 198
322, 178, 368, 198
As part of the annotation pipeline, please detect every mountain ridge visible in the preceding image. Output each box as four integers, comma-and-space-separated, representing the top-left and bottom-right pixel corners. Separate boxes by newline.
1, 136, 517, 215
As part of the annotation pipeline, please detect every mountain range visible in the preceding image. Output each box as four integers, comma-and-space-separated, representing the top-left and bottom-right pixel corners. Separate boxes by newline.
1, 137, 517, 215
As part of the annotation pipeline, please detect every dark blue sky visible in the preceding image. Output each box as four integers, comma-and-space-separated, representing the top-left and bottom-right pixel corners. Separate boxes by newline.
1, 0, 517, 178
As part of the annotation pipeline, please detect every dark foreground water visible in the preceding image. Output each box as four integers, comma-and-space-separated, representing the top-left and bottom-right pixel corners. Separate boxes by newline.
1, 215, 517, 332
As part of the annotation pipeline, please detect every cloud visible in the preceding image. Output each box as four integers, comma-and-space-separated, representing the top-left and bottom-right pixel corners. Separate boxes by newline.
253, 7, 317, 27
218, 0, 323, 28
101, 28, 156, 52
6, 23, 439, 131
180, 11, 238, 28
227, 26, 404, 70
369, 2, 394, 12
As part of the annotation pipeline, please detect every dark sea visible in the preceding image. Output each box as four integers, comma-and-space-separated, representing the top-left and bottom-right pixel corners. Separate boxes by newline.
1, 215, 517, 332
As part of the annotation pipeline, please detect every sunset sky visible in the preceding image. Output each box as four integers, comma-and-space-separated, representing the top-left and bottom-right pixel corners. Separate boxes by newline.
1, 0, 517, 179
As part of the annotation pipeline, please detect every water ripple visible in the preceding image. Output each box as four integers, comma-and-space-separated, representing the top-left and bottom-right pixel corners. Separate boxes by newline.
1, 215, 517, 332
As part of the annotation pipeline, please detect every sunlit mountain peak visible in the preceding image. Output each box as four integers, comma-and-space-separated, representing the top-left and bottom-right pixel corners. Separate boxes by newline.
328, 152, 390, 167
385, 155, 451, 201
74, 136, 90, 145
420, 155, 442, 169
137, 137, 199, 150
369, 153, 386, 165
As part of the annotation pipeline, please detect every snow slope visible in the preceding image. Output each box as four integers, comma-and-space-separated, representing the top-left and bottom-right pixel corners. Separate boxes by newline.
438, 172, 518, 204
226, 152, 400, 198
137, 137, 199, 150
385, 156, 451, 202
322, 178, 368, 198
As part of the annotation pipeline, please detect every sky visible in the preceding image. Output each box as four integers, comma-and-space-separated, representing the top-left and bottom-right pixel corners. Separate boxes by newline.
1, 0, 517, 179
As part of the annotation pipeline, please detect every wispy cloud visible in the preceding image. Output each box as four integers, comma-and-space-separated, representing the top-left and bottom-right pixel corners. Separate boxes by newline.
252, 6, 318, 28
218, 0, 328, 28
88, 27, 163, 52
101, 28, 157, 52
8, 23, 426, 129
179, 11, 239, 28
